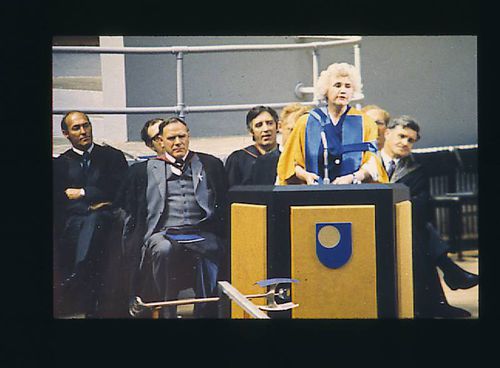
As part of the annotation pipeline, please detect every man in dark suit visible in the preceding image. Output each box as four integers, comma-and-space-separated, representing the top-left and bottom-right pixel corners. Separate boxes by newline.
118, 117, 227, 318
53, 111, 129, 317
140, 118, 165, 156
225, 106, 280, 187
380, 115, 478, 318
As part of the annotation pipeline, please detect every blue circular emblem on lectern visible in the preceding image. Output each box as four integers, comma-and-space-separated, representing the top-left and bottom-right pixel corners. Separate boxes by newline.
316, 223, 352, 268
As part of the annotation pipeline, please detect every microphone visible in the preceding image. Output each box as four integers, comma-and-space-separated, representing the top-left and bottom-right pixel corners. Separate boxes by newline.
320, 131, 330, 184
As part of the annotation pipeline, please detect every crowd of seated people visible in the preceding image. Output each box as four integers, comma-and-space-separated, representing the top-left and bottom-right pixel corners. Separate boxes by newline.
53, 62, 477, 319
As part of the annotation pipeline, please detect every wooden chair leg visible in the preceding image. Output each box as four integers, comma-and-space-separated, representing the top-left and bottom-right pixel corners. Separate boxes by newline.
152, 308, 160, 319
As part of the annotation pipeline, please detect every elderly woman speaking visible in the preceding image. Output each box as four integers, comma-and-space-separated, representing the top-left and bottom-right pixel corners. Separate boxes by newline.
277, 62, 386, 185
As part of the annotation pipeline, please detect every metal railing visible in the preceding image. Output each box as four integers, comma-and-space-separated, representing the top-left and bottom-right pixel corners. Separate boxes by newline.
52, 36, 363, 118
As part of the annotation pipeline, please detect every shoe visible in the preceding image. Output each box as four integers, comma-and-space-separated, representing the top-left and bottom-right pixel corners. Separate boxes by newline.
432, 302, 471, 318
443, 267, 479, 290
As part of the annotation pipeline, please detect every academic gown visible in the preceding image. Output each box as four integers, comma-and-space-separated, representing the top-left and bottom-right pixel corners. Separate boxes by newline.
225, 145, 280, 187
53, 144, 128, 315
277, 106, 387, 184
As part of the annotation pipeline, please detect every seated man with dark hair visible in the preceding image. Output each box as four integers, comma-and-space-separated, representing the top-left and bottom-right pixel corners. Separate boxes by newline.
225, 105, 280, 187
118, 117, 227, 318
379, 115, 478, 318
141, 118, 166, 156
54, 111, 129, 317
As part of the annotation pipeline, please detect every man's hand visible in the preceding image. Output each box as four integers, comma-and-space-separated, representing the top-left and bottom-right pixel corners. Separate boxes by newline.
65, 188, 84, 200
89, 202, 112, 211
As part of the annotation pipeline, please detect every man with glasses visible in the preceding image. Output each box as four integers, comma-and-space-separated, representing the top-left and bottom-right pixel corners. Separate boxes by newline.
140, 118, 165, 155
362, 104, 390, 150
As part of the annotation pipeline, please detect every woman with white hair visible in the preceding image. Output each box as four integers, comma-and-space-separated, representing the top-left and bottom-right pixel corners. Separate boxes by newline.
277, 63, 386, 185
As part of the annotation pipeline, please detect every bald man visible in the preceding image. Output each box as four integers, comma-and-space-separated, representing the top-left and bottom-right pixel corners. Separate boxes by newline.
53, 111, 128, 318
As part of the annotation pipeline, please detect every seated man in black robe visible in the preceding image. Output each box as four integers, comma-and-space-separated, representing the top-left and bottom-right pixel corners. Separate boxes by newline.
379, 115, 478, 318
225, 106, 279, 187
250, 103, 311, 185
53, 111, 129, 317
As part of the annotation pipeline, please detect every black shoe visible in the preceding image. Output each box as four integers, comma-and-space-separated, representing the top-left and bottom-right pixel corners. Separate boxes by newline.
432, 302, 471, 318
443, 267, 479, 290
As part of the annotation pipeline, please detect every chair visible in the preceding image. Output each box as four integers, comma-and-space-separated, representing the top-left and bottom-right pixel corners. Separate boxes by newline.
138, 247, 199, 319
414, 147, 478, 260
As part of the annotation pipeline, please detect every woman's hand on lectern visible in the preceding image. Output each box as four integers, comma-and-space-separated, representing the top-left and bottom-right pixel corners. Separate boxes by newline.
295, 165, 319, 185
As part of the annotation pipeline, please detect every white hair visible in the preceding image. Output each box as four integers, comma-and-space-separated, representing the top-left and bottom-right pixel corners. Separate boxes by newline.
314, 63, 363, 101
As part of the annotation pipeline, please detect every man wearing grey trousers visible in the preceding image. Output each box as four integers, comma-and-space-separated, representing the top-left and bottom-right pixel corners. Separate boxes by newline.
117, 117, 227, 318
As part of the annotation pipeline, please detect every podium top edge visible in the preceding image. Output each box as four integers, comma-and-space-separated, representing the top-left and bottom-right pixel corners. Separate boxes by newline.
228, 183, 409, 193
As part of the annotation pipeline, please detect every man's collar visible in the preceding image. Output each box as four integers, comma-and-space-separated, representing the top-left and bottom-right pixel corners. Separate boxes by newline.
162, 150, 190, 163
381, 149, 400, 165
254, 144, 279, 156
72, 143, 94, 156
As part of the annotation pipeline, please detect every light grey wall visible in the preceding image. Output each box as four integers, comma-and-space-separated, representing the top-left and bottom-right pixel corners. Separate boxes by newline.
52, 53, 101, 77
359, 36, 477, 148
123, 36, 477, 148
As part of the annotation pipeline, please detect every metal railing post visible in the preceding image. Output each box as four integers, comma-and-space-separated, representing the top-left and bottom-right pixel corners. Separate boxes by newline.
176, 51, 185, 119
353, 44, 363, 109
354, 44, 361, 75
312, 48, 319, 103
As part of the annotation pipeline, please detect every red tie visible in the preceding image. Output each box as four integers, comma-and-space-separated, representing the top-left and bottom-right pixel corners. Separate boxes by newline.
155, 156, 182, 168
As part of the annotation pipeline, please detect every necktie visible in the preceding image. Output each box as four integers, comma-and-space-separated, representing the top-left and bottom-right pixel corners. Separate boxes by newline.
155, 152, 192, 174
82, 151, 91, 171
173, 158, 184, 171
386, 159, 396, 179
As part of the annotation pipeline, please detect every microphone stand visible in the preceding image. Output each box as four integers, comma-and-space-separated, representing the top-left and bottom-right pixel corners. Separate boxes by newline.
320, 131, 330, 184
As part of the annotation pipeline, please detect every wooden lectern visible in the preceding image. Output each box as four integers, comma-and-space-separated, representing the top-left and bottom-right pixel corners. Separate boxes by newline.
228, 184, 413, 319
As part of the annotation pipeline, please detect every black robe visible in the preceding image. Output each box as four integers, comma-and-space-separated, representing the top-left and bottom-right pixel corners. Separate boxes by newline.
53, 143, 129, 315
54, 144, 129, 217
225, 144, 279, 187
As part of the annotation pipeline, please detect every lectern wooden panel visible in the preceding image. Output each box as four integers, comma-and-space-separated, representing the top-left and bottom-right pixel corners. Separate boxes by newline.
290, 205, 377, 318
228, 184, 413, 319
230, 203, 268, 318
395, 200, 414, 318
